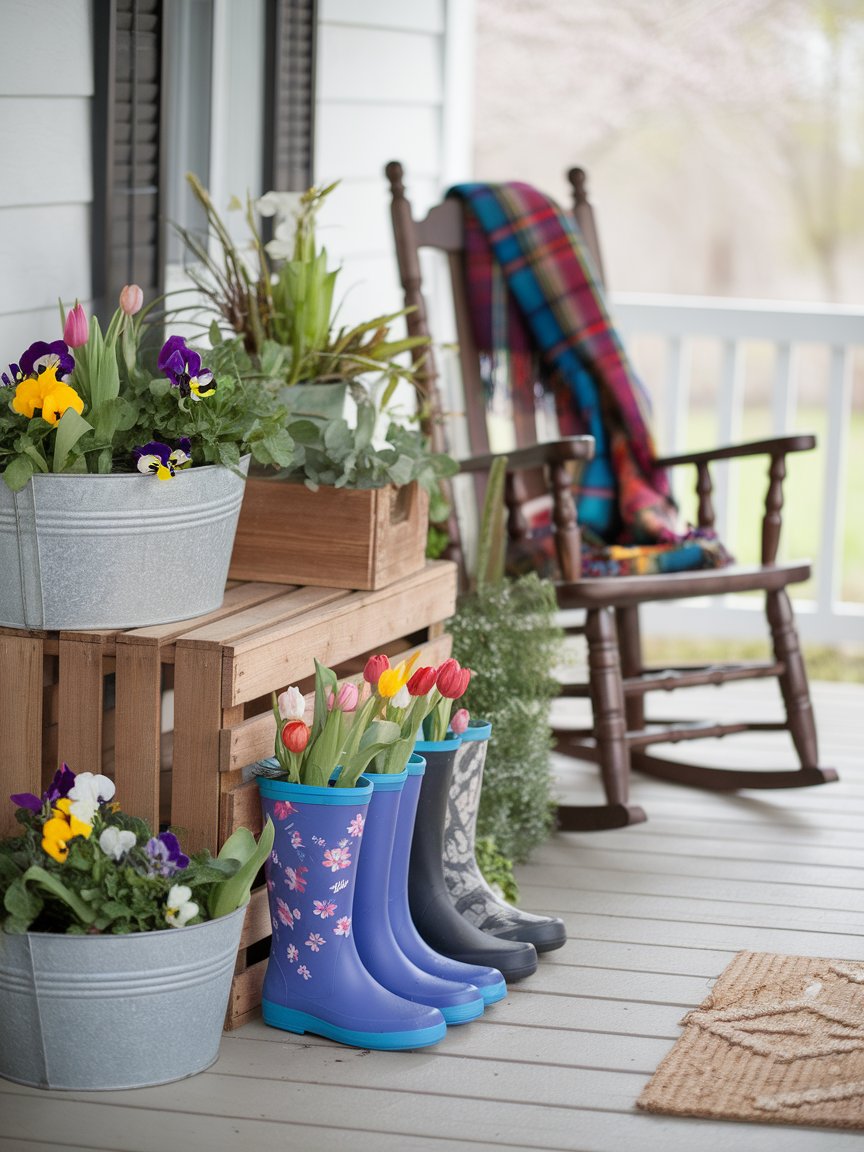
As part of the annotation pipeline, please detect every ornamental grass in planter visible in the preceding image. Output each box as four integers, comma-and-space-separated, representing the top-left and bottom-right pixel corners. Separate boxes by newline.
0, 764, 274, 1090
170, 176, 457, 590
0, 289, 287, 628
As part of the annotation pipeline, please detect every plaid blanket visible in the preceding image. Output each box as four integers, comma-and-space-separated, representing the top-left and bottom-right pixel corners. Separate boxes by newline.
448, 181, 730, 576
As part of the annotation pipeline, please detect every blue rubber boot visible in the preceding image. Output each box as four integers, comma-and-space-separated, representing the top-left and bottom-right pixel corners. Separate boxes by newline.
353, 769, 485, 1025
387, 754, 508, 1005
258, 775, 446, 1050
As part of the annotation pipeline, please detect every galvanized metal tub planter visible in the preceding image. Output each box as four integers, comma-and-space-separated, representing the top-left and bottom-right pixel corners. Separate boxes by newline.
0, 460, 248, 630
0, 903, 247, 1091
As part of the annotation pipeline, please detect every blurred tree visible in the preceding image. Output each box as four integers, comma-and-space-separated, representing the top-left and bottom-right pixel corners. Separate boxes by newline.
474, 0, 864, 301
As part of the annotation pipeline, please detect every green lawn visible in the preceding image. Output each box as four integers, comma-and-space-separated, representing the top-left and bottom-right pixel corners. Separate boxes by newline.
674, 407, 864, 604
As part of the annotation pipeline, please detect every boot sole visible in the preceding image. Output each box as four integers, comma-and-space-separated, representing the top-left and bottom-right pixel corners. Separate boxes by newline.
262, 1000, 447, 1050
440, 997, 485, 1025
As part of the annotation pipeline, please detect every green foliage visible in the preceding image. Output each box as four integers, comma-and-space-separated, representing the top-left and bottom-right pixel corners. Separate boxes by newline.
475, 836, 520, 904
449, 573, 564, 863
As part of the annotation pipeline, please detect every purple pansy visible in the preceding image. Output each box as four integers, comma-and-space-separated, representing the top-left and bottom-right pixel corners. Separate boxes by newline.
132, 438, 194, 479
157, 336, 217, 402
144, 831, 190, 877
133, 440, 173, 479
19, 340, 74, 381
11, 762, 76, 812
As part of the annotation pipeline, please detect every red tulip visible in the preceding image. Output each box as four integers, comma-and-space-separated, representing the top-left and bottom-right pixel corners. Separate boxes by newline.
363, 653, 390, 687
119, 284, 144, 316
63, 302, 88, 349
407, 666, 437, 696
281, 720, 310, 754
436, 658, 471, 700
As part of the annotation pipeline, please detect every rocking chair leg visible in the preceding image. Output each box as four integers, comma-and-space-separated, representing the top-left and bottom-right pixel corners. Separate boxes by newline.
767, 588, 819, 768
556, 607, 647, 831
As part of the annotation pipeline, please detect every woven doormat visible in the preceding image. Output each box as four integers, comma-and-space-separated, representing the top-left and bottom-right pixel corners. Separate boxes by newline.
638, 950, 864, 1130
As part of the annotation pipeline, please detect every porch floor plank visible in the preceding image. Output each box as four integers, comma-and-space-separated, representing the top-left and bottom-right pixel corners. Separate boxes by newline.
2, 679, 861, 1151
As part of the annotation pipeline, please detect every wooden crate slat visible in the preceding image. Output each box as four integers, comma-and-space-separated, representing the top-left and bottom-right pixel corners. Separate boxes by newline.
226, 957, 268, 1030
239, 887, 271, 949
178, 586, 350, 648
0, 634, 43, 836
57, 635, 106, 775
114, 638, 163, 831
224, 562, 458, 706
171, 638, 239, 853
121, 582, 293, 650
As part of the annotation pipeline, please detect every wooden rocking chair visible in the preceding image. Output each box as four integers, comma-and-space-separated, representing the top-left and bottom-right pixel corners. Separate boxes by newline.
386, 160, 837, 831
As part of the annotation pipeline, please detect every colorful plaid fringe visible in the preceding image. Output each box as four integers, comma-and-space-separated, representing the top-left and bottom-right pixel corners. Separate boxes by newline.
448, 182, 731, 577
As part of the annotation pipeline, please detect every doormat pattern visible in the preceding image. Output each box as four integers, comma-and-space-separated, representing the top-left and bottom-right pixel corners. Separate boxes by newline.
638, 950, 864, 1130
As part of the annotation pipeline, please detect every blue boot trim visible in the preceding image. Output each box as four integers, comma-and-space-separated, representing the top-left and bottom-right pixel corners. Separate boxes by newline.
262, 999, 447, 1051
440, 997, 485, 1025
480, 977, 508, 1005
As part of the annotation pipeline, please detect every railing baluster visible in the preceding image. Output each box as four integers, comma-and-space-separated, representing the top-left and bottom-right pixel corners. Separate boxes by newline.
663, 336, 690, 505
772, 341, 794, 435
817, 346, 852, 616
715, 339, 743, 550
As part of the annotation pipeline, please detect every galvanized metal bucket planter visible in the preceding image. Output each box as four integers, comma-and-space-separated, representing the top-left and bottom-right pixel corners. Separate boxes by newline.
0, 903, 247, 1091
0, 459, 248, 630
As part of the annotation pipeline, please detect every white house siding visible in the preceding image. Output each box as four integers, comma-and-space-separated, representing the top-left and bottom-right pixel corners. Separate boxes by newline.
314, 0, 474, 333
0, 0, 93, 369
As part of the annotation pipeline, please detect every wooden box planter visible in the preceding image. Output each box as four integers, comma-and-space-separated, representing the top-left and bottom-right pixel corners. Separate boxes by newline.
227, 479, 429, 590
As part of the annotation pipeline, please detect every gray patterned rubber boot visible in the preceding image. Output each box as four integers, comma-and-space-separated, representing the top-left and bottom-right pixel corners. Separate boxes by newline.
443, 721, 567, 953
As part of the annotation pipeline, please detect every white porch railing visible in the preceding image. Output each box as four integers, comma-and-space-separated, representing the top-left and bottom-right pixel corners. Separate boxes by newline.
611, 292, 864, 646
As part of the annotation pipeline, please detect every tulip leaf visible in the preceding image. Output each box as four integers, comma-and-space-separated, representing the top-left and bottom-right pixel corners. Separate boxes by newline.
52, 409, 94, 473
208, 817, 275, 920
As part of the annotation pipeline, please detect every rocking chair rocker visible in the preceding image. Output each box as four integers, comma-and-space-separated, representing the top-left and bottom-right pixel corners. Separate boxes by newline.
386, 161, 837, 832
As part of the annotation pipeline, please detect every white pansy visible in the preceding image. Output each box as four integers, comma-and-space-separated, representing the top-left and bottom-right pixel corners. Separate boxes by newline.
277, 686, 306, 721
98, 826, 137, 861
68, 772, 115, 825
165, 884, 199, 928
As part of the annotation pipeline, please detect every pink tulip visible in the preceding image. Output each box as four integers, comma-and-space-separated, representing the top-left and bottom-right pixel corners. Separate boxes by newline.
119, 284, 144, 316
63, 302, 88, 349
335, 682, 359, 713
450, 709, 470, 735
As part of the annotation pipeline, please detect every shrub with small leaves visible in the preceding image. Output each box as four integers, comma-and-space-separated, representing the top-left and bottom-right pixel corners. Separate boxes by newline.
449, 573, 564, 863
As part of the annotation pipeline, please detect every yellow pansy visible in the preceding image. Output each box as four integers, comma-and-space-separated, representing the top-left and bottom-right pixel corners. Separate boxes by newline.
11, 376, 48, 418
41, 797, 92, 863
41, 381, 84, 425
377, 650, 421, 698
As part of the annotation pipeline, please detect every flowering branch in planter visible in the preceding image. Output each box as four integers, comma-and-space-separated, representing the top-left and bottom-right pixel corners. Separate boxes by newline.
0, 765, 274, 934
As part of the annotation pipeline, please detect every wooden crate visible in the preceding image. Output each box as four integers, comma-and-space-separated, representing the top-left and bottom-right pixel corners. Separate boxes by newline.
227, 479, 429, 590
0, 562, 458, 1028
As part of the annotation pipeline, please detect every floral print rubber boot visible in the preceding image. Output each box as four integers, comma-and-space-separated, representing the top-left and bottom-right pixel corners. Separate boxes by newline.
258, 775, 446, 1050
443, 721, 567, 953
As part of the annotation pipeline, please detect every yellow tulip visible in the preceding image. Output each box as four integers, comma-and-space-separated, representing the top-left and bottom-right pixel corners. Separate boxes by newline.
376, 650, 421, 698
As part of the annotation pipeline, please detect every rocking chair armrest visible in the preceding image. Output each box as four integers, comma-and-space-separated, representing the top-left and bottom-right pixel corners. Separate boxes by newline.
457, 435, 595, 475
655, 433, 816, 469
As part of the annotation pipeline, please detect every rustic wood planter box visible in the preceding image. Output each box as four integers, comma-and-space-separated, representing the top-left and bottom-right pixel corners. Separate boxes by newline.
228, 479, 429, 590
